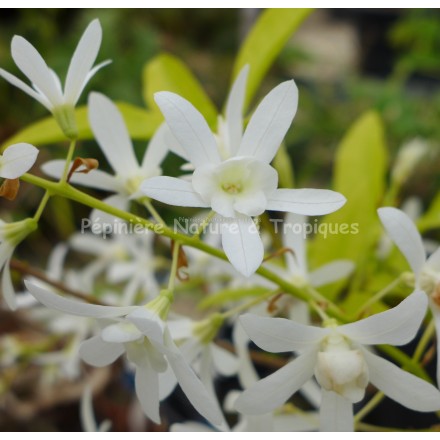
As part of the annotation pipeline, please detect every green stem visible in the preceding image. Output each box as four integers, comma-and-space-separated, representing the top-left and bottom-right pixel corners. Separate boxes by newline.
413, 319, 435, 363
193, 210, 216, 238
142, 198, 166, 225
60, 139, 77, 183
32, 190, 51, 222
221, 289, 279, 319
168, 241, 181, 292
354, 392, 384, 424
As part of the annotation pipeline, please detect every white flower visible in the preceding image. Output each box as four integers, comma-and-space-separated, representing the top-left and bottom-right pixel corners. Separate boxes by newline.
141, 78, 346, 276
0, 143, 38, 179
234, 290, 440, 431
378, 206, 440, 385
0, 19, 110, 138
0, 218, 37, 310
25, 281, 223, 428
43, 92, 167, 218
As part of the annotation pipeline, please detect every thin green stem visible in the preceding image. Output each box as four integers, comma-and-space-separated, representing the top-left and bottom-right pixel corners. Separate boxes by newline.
221, 289, 280, 319
60, 139, 77, 183
356, 276, 403, 317
193, 210, 216, 238
354, 392, 384, 424
142, 198, 166, 225
413, 319, 435, 363
308, 299, 329, 322
32, 190, 51, 222
168, 241, 181, 292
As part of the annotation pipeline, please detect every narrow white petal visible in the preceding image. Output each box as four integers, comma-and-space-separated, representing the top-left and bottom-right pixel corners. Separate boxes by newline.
162, 331, 223, 427
320, 390, 353, 432
127, 308, 165, 346
64, 19, 102, 105
283, 212, 307, 276
221, 216, 264, 277
0, 68, 51, 109
80, 386, 98, 432
426, 247, 440, 272
159, 364, 178, 400
24, 280, 136, 317
134, 359, 161, 424
300, 379, 322, 409
88, 93, 139, 177
101, 323, 141, 343
364, 349, 440, 412
154, 91, 221, 168
2, 257, 16, 310
225, 65, 249, 155
11, 36, 63, 107
211, 344, 239, 376
431, 307, 440, 387
234, 350, 317, 414
267, 189, 346, 216
0, 143, 38, 178
378, 207, 426, 279
340, 290, 427, 346
237, 80, 298, 163
81, 60, 112, 93
273, 413, 319, 432
42, 159, 120, 192
240, 313, 327, 353
310, 260, 355, 288
141, 176, 209, 208
141, 123, 169, 173
79, 335, 125, 367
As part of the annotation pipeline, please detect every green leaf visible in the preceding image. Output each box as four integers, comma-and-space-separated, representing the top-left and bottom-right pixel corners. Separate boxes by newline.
143, 53, 218, 128
418, 191, 440, 232
198, 286, 268, 310
233, 8, 313, 110
1, 103, 162, 150
310, 111, 388, 300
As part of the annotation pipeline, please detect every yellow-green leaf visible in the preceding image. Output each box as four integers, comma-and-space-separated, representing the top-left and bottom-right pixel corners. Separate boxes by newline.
143, 53, 218, 128
418, 191, 440, 232
1, 103, 162, 150
233, 8, 313, 110
310, 111, 388, 299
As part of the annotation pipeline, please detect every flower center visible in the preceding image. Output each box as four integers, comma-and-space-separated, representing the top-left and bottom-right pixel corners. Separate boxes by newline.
221, 181, 243, 194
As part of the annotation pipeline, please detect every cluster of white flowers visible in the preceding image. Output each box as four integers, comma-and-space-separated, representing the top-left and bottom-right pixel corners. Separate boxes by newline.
1, 18, 440, 433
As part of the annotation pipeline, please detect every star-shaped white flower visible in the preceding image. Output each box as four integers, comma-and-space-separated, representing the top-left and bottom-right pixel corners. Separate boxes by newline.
43, 92, 167, 219
141, 78, 346, 277
0, 19, 110, 138
234, 290, 440, 431
378, 206, 440, 385
25, 281, 223, 428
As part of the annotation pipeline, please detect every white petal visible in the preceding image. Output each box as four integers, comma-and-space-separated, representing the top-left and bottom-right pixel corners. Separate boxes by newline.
11, 36, 63, 107
42, 159, 120, 192
162, 331, 223, 427
141, 176, 209, 208
210, 192, 236, 218
300, 379, 322, 409
88, 93, 139, 178
154, 91, 221, 168
211, 344, 239, 376
267, 189, 346, 216
90, 194, 129, 229
234, 350, 317, 414
364, 349, 440, 412
127, 308, 165, 346
426, 247, 440, 272
79, 335, 125, 367
239, 313, 327, 353
378, 207, 426, 279
64, 19, 102, 105
224, 65, 249, 155
340, 290, 427, 346
319, 390, 353, 432
233, 190, 268, 217
431, 307, 440, 387
237, 80, 298, 163
310, 260, 355, 288
283, 212, 307, 276
82, 60, 112, 92
221, 216, 264, 277
134, 358, 161, 424
0, 68, 51, 109
101, 323, 141, 343
107, 262, 135, 283
273, 412, 319, 432
80, 386, 98, 432
158, 364, 178, 400
0, 143, 38, 178
141, 123, 168, 174
24, 280, 136, 317
2, 256, 16, 310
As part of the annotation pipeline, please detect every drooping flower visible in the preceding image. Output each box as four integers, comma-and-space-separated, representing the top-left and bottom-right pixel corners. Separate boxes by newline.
234, 290, 440, 431
43, 92, 167, 219
141, 75, 346, 276
0, 19, 110, 138
378, 206, 440, 385
25, 280, 223, 427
